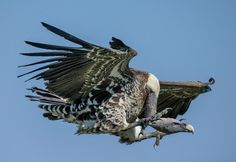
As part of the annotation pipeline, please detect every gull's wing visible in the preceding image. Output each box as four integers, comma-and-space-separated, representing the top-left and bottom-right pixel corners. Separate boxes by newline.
157, 78, 215, 118
18, 22, 137, 103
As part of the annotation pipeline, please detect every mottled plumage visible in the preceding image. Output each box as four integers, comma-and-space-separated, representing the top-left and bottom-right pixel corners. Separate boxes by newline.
19, 22, 214, 145
19, 22, 160, 134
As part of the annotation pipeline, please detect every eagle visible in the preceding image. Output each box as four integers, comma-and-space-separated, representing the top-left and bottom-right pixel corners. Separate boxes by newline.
19, 22, 214, 146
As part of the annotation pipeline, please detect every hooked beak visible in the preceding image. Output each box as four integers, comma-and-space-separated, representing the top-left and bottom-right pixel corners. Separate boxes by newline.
185, 124, 194, 134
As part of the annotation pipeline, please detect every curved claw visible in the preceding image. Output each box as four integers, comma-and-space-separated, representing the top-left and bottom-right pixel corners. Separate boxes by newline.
162, 107, 173, 114
153, 134, 161, 150
153, 143, 157, 150
154, 107, 173, 120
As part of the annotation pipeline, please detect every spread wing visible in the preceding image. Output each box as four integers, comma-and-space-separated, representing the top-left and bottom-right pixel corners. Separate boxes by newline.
157, 78, 215, 118
18, 22, 137, 103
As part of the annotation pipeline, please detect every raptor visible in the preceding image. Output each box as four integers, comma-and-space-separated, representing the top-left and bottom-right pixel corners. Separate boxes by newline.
19, 22, 214, 145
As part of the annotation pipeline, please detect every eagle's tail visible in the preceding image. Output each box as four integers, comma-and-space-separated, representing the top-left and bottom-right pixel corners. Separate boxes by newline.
26, 87, 72, 120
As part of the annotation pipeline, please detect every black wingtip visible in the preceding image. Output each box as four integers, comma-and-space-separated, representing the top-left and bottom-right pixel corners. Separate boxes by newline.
111, 37, 121, 41
41, 22, 52, 29
25, 40, 32, 45
111, 37, 124, 44
24, 41, 37, 47
41, 22, 47, 26
208, 77, 215, 85
203, 78, 215, 93
18, 65, 25, 68
40, 22, 93, 49
20, 53, 27, 56
17, 73, 26, 78
19, 52, 34, 57
109, 37, 129, 51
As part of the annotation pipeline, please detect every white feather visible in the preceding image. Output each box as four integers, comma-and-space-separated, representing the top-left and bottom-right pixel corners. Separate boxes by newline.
147, 73, 160, 96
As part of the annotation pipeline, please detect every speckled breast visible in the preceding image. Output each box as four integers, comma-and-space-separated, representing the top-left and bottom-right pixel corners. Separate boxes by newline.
122, 80, 148, 123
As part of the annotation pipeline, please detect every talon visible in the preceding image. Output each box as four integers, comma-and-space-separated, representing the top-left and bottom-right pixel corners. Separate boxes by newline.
153, 138, 160, 150
162, 107, 172, 114
153, 133, 161, 149
153, 143, 157, 150
155, 107, 173, 119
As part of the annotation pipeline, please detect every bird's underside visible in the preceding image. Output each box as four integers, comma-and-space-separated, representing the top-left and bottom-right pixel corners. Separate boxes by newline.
19, 22, 214, 146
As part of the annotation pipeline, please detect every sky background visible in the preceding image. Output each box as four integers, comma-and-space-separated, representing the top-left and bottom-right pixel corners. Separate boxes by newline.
1, 0, 236, 162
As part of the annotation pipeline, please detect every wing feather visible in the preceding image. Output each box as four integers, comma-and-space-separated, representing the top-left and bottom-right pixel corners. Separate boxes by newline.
19, 22, 137, 102
157, 79, 214, 118
41, 22, 94, 49
25, 41, 80, 51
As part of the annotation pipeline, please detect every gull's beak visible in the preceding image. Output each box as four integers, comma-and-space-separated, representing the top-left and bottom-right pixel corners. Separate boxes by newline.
185, 124, 194, 134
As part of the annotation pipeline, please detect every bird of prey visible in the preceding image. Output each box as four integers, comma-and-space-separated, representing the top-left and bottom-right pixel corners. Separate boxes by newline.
19, 22, 214, 146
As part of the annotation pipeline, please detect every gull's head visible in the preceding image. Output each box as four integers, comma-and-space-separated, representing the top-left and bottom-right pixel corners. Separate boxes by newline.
150, 118, 194, 135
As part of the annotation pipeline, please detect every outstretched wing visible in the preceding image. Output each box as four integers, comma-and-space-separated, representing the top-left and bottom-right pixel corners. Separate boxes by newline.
18, 22, 137, 103
157, 78, 215, 118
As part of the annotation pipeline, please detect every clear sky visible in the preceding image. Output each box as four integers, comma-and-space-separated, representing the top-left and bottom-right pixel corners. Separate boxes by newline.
1, 0, 235, 162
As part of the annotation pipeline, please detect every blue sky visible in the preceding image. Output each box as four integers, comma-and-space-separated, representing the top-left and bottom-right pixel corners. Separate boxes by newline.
1, 0, 236, 161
